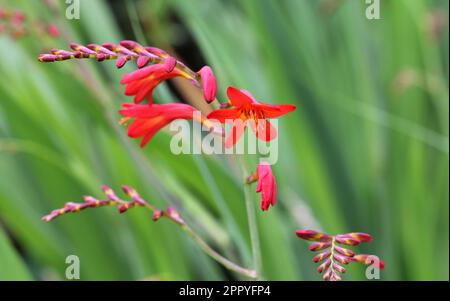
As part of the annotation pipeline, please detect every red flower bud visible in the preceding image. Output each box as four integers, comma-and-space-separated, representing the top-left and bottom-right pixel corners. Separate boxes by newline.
296, 229, 383, 281
165, 207, 184, 225
101, 185, 120, 202
162, 56, 177, 73
152, 210, 163, 221
295, 230, 333, 242
197, 66, 217, 103
312, 250, 331, 263
309, 242, 332, 251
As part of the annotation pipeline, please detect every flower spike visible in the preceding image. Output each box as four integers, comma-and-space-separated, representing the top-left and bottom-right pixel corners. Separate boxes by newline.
37, 40, 220, 104
296, 230, 384, 281
41, 186, 149, 222
42, 185, 257, 279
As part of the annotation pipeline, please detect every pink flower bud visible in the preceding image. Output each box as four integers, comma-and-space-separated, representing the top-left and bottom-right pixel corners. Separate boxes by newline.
38, 54, 58, 62
295, 230, 333, 242
101, 185, 120, 202
312, 250, 331, 263
317, 258, 331, 273
163, 56, 177, 73
116, 56, 127, 68
119, 40, 138, 50
137, 56, 151, 68
83, 195, 99, 206
152, 210, 163, 221
118, 203, 131, 213
197, 66, 217, 103
309, 242, 332, 251
165, 207, 184, 225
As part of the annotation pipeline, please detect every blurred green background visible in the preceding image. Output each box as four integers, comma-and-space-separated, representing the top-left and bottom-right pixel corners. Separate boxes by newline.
0, 0, 448, 280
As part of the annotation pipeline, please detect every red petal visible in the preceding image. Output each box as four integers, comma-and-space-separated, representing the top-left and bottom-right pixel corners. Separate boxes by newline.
254, 103, 297, 118
128, 118, 163, 138
270, 174, 277, 207
225, 120, 247, 148
260, 175, 275, 211
227, 86, 254, 106
249, 119, 277, 142
207, 108, 240, 123
124, 80, 145, 95
134, 82, 155, 104
120, 64, 165, 84
256, 162, 272, 191
121, 103, 199, 147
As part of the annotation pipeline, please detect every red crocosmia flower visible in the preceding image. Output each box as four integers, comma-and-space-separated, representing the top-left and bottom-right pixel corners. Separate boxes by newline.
119, 103, 211, 147
120, 61, 194, 105
197, 66, 217, 103
207, 87, 296, 148
255, 162, 277, 211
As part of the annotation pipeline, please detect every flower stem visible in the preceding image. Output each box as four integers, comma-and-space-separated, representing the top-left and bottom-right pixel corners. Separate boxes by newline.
240, 158, 263, 279
142, 204, 256, 279
181, 224, 257, 279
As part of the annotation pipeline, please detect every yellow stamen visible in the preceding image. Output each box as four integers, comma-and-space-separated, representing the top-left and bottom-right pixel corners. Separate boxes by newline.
119, 117, 131, 125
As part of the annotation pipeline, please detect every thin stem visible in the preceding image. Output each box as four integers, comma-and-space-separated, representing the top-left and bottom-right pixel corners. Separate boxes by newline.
240, 158, 263, 279
142, 204, 256, 279
181, 224, 257, 279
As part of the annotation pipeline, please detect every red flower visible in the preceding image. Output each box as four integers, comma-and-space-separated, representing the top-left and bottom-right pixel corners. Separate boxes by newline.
197, 66, 217, 103
247, 162, 277, 211
120, 62, 193, 105
296, 230, 384, 281
256, 162, 277, 211
119, 102, 212, 147
207, 87, 296, 148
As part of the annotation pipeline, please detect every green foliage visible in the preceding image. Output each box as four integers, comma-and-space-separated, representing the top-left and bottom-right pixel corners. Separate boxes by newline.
0, 0, 448, 280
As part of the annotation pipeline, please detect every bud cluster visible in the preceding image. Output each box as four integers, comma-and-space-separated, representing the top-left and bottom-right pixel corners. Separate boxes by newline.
42, 185, 183, 226
296, 230, 384, 281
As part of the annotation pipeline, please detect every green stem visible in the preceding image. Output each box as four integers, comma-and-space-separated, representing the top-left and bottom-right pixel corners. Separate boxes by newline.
143, 204, 256, 279
181, 224, 257, 279
240, 158, 263, 279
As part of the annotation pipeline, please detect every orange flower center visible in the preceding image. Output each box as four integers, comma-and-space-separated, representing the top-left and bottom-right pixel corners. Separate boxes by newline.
240, 106, 265, 120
